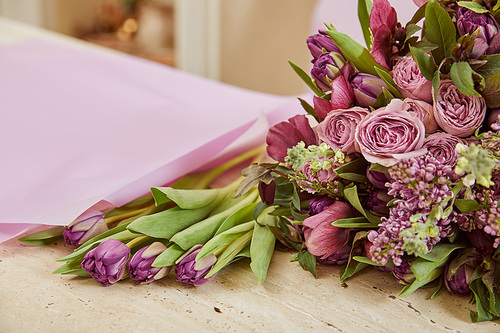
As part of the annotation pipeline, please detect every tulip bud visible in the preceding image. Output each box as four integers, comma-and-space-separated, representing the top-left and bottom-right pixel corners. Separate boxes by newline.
308, 195, 335, 215
350, 73, 389, 107
307, 30, 342, 63
311, 52, 347, 92
81, 239, 131, 286
466, 230, 494, 256
457, 7, 499, 57
175, 245, 217, 286
393, 260, 415, 285
364, 189, 392, 216
258, 181, 276, 205
128, 242, 171, 284
317, 244, 351, 265
444, 249, 482, 296
63, 210, 108, 246
366, 166, 390, 189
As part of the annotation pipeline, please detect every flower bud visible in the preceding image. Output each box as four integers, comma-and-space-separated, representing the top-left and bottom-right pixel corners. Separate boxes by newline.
307, 30, 342, 63
467, 230, 495, 256
308, 195, 335, 215
128, 242, 171, 284
457, 7, 499, 57
81, 239, 131, 286
317, 244, 351, 265
258, 181, 276, 205
175, 245, 217, 286
63, 210, 108, 246
350, 73, 389, 107
393, 260, 415, 285
366, 165, 390, 189
444, 249, 482, 296
364, 189, 392, 216
311, 52, 347, 92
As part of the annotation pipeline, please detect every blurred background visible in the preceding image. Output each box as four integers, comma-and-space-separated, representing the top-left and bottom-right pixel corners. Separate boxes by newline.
0, 0, 417, 96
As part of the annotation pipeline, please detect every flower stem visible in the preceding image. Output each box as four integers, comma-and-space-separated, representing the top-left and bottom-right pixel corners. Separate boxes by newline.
105, 207, 151, 225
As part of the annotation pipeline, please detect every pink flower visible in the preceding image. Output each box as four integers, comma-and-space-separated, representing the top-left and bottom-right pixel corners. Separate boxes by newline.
369, 0, 400, 69
266, 115, 317, 163
413, 0, 428, 6
313, 76, 355, 119
297, 157, 339, 193
401, 98, 438, 134
423, 132, 464, 167
392, 57, 432, 103
354, 99, 427, 167
303, 200, 355, 259
433, 80, 486, 137
315, 107, 370, 154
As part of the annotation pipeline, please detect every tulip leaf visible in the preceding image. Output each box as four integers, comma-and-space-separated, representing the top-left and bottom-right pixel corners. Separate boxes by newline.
127, 205, 213, 240
197, 221, 255, 260
457, 1, 489, 13
417, 243, 465, 263
206, 230, 253, 278
105, 194, 155, 218
357, 0, 373, 49
335, 156, 369, 175
53, 257, 87, 274
297, 250, 317, 278
455, 198, 482, 213
215, 202, 257, 236
298, 97, 320, 121
374, 66, 402, 98
352, 256, 386, 267
256, 205, 280, 228
18, 226, 65, 246
343, 184, 381, 225
332, 217, 376, 229
152, 243, 184, 267
482, 71, 500, 108
151, 187, 220, 208
368, 163, 389, 173
250, 224, 276, 284
476, 54, 500, 78
424, 0, 456, 65
327, 30, 387, 77
410, 45, 436, 80
450, 62, 481, 97
288, 60, 324, 97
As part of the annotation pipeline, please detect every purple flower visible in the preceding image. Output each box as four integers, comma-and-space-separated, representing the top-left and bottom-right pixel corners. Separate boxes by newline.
302, 200, 355, 260
354, 100, 427, 167
393, 260, 415, 285
128, 242, 171, 284
433, 80, 486, 138
309, 195, 335, 215
467, 229, 495, 256
369, 0, 401, 69
317, 244, 351, 265
487, 108, 500, 131
444, 249, 482, 296
366, 166, 390, 189
63, 210, 108, 247
315, 107, 370, 154
81, 239, 131, 286
350, 73, 389, 108
392, 57, 432, 103
423, 132, 463, 167
311, 52, 347, 92
457, 7, 500, 57
364, 189, 392, 216
175, 245, 217, 286
313, 76, 355, 119
401, 98, 438, 134
266, 115, 317, 163
307, 30, 342, 63
258, 181, 276, 205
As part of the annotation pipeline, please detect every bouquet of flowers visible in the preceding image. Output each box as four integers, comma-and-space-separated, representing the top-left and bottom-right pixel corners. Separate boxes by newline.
21, 0, 500, 323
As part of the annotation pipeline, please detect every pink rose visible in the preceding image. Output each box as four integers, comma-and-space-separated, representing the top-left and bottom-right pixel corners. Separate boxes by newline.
354, 99, 427, 167
315, 107, 370, 154
433, 80, 486, 137
423, 132, 464, 167
401, 98, 439, 134
303, 200, 355, 260
392, 56, 432, 103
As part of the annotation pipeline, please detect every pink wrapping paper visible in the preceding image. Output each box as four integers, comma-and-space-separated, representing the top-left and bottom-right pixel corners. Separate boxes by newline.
0, 38, 305, 242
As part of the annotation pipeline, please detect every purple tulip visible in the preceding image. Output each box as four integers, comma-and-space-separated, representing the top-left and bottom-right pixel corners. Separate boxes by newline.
311, 52, 347, 92
444, 249, 482, 296
393, 260, 415, 285
350, 73, 389, 107
467, 230, 495, 256
128, 242, 171, 284
307, 30, 342, 63
366, 166, 390, 189
457, 7, 500, 57
317, 244, 351, 265
63, 210, 108, 246
81, 239, 131, 286
364, 189, 392, 216
308, 195, 335, 215
175, 245, 217, 286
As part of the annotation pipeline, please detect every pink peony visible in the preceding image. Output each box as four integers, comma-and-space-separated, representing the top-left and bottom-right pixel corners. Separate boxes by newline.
392, 57, 433, 104
266, 115, 317, 163
401, 98, 438, 134
315, 107, 370, 154
423, 132, 463, 167
303, 200, 355, 259
354, 99, 427, 167
433, 80, 486, 138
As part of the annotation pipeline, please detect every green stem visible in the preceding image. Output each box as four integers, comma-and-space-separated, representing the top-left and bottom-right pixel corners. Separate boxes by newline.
126, 235, 150, 248
105, 207, 151, 224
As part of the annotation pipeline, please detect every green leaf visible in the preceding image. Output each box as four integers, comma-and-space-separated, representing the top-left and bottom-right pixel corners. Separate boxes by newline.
332, 217, 376, 229
457, 1, 489, 13
298, 97, 320, 121
152, 244, 184, 267
343, 184, 381, 225
256, 205, 280, 228
432, 69, 440, 102
235, 164, 274, 199
196, 221, 255, 260
417, 243, 465, 263
334, 157, 369, 175
340, 260, 367, 281
250, 224, 276, 284
455, 198, 482, 213
336, 172, 368, 183
482, 71, 500, 108
410, 45, 437, 80
408, 2, 427, 25
105, 194, 155, 218
450, 62, 481, 96
352, 256, 386, 267
150, 187, 220, 208
327, 30, 387, 77
476, 54, 500, 78
215, 202, 257, 236
297, 250, 317, 278
405, 24, 422, 43
368, 163, 389, 173
206, 230, 253, 278
357, 0, 373, 49
288, 60, 323, 97
412, 40, 439, 53
374, 66, 402, 98
424, 0, 456, 64
18, 226, 65, 246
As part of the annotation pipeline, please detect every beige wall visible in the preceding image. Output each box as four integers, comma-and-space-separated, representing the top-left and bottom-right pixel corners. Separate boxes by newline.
219, 0, 318, 96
